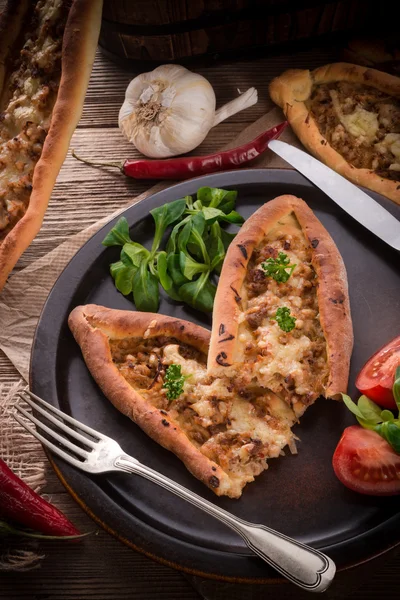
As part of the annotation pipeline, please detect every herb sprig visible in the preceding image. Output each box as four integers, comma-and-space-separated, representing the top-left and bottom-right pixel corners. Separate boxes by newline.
102, 187, 243, 313
163, 364, 190, 401
274, 307, 296, 332
262, 252, 296, 283
342, 366, 400, 453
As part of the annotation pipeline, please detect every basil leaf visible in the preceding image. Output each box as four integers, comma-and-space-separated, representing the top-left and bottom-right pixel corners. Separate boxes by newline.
115, 265, 137, 295
102, 217, 131, 247
150, 198, 186, 255
208, 223, 225, 273
375, 422, 400, 454
341, 393, 366, 420
166, 216, 190, 255
179, 251, 209, 281
157, 252, 181, 301
122, 242, 149, 267
110, 260, 124, 279
184, 195, 194, 210
384, 423, 400, 453
157, 251, 172, 291
394, 366, 400, 414
357, 395, 383, 424
167, 254, 189, 287
220, 228, 236, 251
202, 207, 223, 222
381, 409, 395, 422
217, 210, 245, 224
179, 272, 216, 313
197, 187, 237, 209
177, 220, 192, 254
132, 262, 159, 312
120, 248, 134, 266
188, 213, 208, 264
218, 197, 235, 215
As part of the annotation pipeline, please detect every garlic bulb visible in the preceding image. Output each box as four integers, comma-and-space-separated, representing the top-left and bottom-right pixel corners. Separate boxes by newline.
118, 64, 257, 158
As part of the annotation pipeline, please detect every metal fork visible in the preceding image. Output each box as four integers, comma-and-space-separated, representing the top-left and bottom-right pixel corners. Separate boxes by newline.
14, 389, 335, 592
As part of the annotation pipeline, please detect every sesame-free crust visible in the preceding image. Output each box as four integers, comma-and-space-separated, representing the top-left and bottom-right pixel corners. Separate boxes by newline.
269, 63, 400, 205
68, 304, 239, 497
0, 0, 103, 291
208, 195, 353, 399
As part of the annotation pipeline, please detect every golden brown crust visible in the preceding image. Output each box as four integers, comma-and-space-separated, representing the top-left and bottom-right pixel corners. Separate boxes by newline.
68, 304, 237, 497
0, 0, 103, 291
208, 194, 353, 398
269, 63, 400, 205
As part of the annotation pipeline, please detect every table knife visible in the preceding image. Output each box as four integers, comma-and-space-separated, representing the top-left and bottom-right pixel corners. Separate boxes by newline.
268, 139, 400, 252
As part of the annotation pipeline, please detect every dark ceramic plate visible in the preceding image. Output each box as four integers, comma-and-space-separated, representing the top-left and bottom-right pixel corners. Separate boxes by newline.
30, 169, 400, 583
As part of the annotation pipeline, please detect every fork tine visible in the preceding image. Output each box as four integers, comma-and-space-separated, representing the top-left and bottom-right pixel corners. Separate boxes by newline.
17, 392, 98, 450
18, 389, 104, 441
14, 413, 85, 470
15, 404, 89, 459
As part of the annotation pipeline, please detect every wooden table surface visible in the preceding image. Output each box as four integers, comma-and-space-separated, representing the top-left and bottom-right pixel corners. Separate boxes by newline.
0, 18, 399, 600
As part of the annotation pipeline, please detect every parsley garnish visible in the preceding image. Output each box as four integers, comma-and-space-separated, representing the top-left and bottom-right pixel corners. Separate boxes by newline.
274, 307, 296, 332
163, 364, 189, 401
262, 252, 296, 283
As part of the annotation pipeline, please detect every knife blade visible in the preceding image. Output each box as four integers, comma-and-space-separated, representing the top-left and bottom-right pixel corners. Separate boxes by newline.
268, 139, 400, 252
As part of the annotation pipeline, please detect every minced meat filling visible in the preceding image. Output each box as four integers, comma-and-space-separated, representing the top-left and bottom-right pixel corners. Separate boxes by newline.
0, 0, 68, 238
237, 212, 329, 417
307, 82, 400, 181
109, 335, 294, 483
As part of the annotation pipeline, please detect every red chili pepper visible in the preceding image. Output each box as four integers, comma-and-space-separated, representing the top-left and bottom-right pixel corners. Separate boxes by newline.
0, 457, 80, 537
72, 121, 288, 180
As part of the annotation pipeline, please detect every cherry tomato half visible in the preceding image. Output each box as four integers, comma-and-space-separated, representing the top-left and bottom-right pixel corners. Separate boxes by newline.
333, 426, 400, 496
356, 335, 400, 410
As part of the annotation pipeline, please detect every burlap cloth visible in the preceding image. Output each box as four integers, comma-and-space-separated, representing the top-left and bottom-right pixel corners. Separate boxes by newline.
0, 107, 303, 585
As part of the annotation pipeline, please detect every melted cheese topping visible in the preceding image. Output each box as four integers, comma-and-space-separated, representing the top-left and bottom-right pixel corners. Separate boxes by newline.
237, 212, 328, 418
330, 90, 379, 143
109, 336, 295, 497
257, 325, 312, 391
0, 0, 66, 237
376, 133, 400, 172
308, 82, 400, 180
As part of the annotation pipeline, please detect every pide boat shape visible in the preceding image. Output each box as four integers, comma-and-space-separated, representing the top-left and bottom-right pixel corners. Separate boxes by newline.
68, 306, 297, 498
69, 196, 353, 498
0, 0, 102, 290
208, 195, 353, 419
269, 63, 400, 204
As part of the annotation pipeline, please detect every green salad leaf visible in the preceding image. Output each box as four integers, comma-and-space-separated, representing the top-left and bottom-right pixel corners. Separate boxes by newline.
102, 187, 243, 314
341, 367, 400, 454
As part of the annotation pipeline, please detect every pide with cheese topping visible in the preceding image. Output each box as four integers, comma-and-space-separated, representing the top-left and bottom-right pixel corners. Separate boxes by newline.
68, 305, 297, 498
208, 195, 353, 416
269, 63, 400, 205
69, 196, 353, 498
0, 0, 102, 290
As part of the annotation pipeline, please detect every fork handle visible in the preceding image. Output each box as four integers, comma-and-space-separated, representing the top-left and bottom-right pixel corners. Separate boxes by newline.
114, 455, 335, 592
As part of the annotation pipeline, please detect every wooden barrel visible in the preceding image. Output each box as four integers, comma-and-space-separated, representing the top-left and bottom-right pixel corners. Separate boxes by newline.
98, 0, 389, 67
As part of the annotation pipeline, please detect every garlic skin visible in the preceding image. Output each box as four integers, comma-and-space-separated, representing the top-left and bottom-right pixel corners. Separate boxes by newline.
119, 64, 216, 158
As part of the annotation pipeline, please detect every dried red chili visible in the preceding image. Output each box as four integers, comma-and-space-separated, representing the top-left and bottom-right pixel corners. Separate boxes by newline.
0, 457, 80, 537
72, 121, 288, 180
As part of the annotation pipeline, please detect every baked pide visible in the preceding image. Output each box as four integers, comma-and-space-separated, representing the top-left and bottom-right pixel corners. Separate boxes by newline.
208, 195, 353, 419
269, 63, 400, 204
69, 305, 299, 498
0, 0, 103, 291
